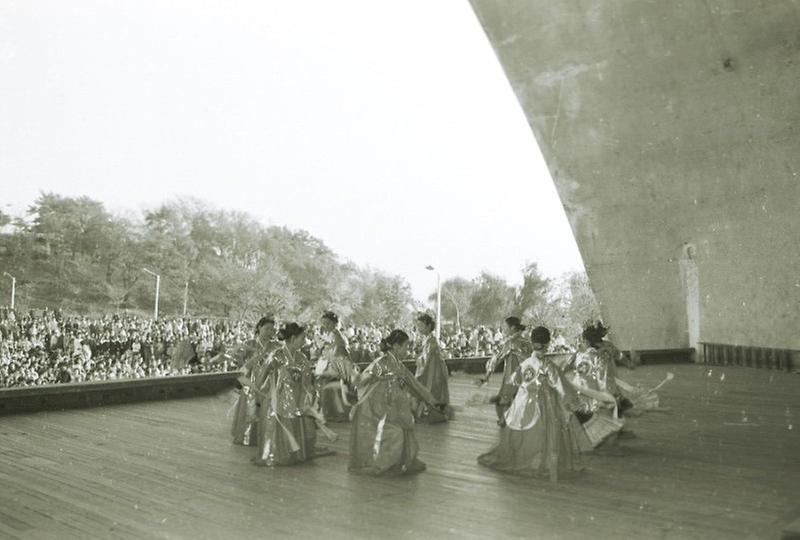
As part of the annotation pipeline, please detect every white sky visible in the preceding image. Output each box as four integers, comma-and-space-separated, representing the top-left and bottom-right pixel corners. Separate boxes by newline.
0, 0, 584, 302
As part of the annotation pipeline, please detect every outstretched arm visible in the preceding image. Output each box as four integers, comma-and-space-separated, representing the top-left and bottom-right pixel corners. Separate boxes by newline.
334, 331, 351, 359
415, 349, 427, 378
484, 351, 501, 378
401, 366, 437, 406
509, 363, 524, 386
253, 353, 280, 391
564, 376, 616, 405
357, 357, 384, 388
232, 341, 255, 370
561, 351, 579, 374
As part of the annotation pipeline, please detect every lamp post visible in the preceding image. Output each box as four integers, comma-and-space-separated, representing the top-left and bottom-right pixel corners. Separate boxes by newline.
425, 265, 441, 341
142, 268, 160, 319
182, 280, 189, 317
2, 272, 15, 310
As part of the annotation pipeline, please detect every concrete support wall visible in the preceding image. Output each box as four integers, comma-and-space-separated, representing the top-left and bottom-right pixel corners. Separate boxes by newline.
469, 0, 800, 351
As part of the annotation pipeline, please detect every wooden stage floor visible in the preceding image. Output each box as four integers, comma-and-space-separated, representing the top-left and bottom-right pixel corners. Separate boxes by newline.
1, 365, 798, 539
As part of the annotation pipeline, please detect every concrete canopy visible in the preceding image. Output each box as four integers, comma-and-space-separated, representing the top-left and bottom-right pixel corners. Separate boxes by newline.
469, 0, 800, 352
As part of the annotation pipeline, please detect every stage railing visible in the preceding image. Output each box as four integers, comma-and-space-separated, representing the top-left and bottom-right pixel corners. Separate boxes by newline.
0, 371, 240, 416
700, 342, 797, 371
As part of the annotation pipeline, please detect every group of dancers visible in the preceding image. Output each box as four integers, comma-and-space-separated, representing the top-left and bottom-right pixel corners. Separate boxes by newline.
229, 311, 670, 479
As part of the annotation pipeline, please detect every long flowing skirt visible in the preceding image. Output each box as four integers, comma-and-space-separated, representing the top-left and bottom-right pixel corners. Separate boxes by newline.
349, 402, 425, 476
230, 390, 258, 447
415, 359, 452, 424
573, 407, 623, 450
418, 359, 450, 405
478, 391, 582, 481
254, 412, 317, 467
319, 379, 356, 423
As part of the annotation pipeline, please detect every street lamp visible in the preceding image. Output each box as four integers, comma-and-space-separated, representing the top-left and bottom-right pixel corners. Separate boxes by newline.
2, 272, 15, 310
142, 268, 160, 319
425, 265, 441, 341
182, 280, 190, 317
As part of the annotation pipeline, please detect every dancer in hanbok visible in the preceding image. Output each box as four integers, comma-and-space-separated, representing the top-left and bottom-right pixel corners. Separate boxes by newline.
477, 317, 534, 425
349, 329, 439, 476
561, 323, 628, 450
478, 326, 582, 481
230, 316, 278, 446
570, 322, 672, 421
413, 313, 452, 423
563, 348, 622, 451
252, 323, 318, 466
315, 311, 359, 422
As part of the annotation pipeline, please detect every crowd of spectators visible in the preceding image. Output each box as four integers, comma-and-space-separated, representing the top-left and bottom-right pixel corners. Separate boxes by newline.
1, 308, 575, 388
307, 324, 513, 364
310, 324, 570, 363
0, 308, 251, 388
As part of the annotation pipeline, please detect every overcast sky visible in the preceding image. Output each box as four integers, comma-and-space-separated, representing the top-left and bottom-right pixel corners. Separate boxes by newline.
0, 0, 584, 302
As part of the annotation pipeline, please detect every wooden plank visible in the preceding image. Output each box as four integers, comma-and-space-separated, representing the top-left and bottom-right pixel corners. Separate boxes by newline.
783, 517, 800, 539
0, 365, 797, 539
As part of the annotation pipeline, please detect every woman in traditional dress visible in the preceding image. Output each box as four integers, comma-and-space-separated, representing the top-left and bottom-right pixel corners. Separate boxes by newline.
561, 323, 628, 451
314, 311, 359, 422
413, 313, 452, 423
478, 326, 582, 481
252, 323, 318, 466
477, 316, 534, 426
230, 316, 278, 446
349, 329, 439, 476
568, 322, 672, 425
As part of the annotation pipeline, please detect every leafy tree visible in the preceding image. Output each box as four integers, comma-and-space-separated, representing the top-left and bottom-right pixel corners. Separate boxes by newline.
565, 271, 601, 332
467, 272, 515, 325
262, 227, 342, 319
351, 269, 414, 326
28, 193, 114, 260
514, 262, 550, 318
0, 193, 601, 332
428, 277, 475, 330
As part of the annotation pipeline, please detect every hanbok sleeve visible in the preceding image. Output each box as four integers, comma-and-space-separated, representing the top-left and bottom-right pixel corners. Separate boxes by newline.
415, 342, 428, 377
485, 340, 509, 374
334, 331, 351, 358
233, 340, 254, 370
565, 373, 617, 405
426, 338, 446, 378
561, 351, 578, 374
484, 353, 498, 375
357, 356, 385, 388
509, 363, 524, 386
544, 362, 562, 390
544, 361, 584, 420
600, 344, 621, 393
429, 338, 443, 362
403, 371, 438, 406
299, 353, 317, 403
242, 348, 262, 377
253, 350, 280, 390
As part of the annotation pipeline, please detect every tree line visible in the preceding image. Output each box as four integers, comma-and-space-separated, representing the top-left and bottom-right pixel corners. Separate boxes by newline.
428, 266, 600, 338
0, 193, 599, 336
